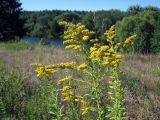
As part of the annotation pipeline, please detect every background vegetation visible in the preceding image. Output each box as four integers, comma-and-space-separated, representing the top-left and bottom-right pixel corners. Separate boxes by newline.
21, 5, 160, 54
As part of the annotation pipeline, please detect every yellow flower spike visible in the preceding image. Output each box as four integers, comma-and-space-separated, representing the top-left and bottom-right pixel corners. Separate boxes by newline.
62, 62, 76, 68
58, 76, 73, 85
63, 95, 74, 102
81, 107, 91, 116
104, 25, 116, 43
63, 91, 75, 102
82, 29, 89, 34
51, 62, 76, 69
94, 43, 105, 47
73, 45, 81, 51
77, 63, 87, 71
63, 39, 77, 44
110, 61, 118, 67
89, 31, 95, 35
102, 57, 110, 65
74, 96, 83, 102
60, 21, 95, 53
82, 36, 89, 42
100, 45, 109, 52
90, 38, 99, 44
124, 34, 137, 48
108, 47, 114, 53
61, 91, 73, 96
104, 53, 111, 56
80, 100, 93, 116
90, 48, 103, 61
90, 47, 98, 52
61, 85, 76, 93
115, 54, 122, 59
65, 44, 77, 49
114, 43, 121, 49
35, 67, 57, 77
30, 63, 43, 67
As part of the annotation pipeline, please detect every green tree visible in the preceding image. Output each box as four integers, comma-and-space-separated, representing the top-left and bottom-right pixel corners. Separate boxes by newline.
116, 9, 160, 54
48, 20, 62, 39
81, 12, 95, 30
151, 18, 160, 53
116, 15, 155, 54
31, 23, 48, 38
0, 0, 26, 41
144, 6, 160, 11
127, 5, 143, 16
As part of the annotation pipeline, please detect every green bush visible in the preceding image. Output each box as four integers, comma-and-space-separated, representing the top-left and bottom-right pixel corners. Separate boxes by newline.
0, 63, 57, 119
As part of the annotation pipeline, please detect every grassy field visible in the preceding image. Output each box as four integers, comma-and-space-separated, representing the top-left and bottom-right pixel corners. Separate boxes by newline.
0, 43, 160, 119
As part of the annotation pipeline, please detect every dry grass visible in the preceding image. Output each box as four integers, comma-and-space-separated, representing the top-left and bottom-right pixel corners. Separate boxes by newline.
121, 54, 160, 119
0, 46, 160, 119
0, 46, 83, 73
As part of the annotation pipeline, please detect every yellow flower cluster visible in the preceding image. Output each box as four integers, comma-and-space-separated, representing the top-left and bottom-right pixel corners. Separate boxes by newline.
31, 62, 76, 77
90, 38, 99, 44
124, 34, 137, 48
58, 76, 73, 85
90, 45, 122, 67
60, 84, 84, 103
30, 63, 57, 77
65, 44, 81, 50
77, 63, 87, 71
61, 90, 75, 102
104, 25, 116, 43
47, 61, 76, 69
58, 76, 82, 102
61, 85, 76, 93
60, 21, 94, 51
59, 75, 92, 115
81, 100, 93, 115
89, 25, 130, 68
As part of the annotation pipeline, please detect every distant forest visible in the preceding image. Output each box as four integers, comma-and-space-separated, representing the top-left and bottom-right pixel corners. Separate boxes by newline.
22, 5, 160, 53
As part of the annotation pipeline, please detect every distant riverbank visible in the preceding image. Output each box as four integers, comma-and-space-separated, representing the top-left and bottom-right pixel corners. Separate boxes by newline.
20, 37, 64, 47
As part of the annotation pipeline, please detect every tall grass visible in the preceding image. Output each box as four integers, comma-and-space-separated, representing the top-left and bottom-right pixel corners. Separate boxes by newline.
0, 45, 160, 119
0, 61, 59, 119
0, 42, 32, 50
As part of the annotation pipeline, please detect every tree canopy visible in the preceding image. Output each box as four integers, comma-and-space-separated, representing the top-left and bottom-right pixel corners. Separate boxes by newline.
0, 0, 26, 41
116, 10, 160, 54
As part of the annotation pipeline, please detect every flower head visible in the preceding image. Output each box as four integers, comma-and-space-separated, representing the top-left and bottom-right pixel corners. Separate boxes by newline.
77, 63, 87, 71
58, 76, 73, 85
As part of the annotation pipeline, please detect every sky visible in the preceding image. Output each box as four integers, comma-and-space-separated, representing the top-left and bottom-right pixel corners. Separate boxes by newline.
21, 0, 160, 11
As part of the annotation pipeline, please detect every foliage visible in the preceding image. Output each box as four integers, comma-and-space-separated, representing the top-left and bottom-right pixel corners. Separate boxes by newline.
21, 5, 160, 53
127, 5, 143, 16
0, 62, 65, 119
116, 10, 160, 54
151, 18, 160, 53
22, 9, 125, 40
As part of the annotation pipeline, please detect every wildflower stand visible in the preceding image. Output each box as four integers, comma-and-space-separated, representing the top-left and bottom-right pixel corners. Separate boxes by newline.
31, 22, 136, 120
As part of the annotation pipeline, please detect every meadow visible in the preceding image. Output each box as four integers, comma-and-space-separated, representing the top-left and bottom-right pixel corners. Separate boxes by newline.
1, 0, 160, 119
0, 41, 160, 119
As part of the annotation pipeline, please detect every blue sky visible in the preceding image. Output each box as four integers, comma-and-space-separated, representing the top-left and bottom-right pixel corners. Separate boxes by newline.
21, 0, 160, 11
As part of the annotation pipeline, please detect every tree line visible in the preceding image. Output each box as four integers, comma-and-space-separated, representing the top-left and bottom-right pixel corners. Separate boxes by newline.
21, 10, 125, 39
22, 5, 160, 53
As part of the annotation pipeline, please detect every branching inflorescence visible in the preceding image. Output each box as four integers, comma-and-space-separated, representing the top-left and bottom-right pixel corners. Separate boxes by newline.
31, 21, 136, 120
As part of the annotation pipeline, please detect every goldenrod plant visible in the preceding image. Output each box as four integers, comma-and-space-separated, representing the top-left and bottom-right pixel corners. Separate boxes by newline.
31, 22, 136, 120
